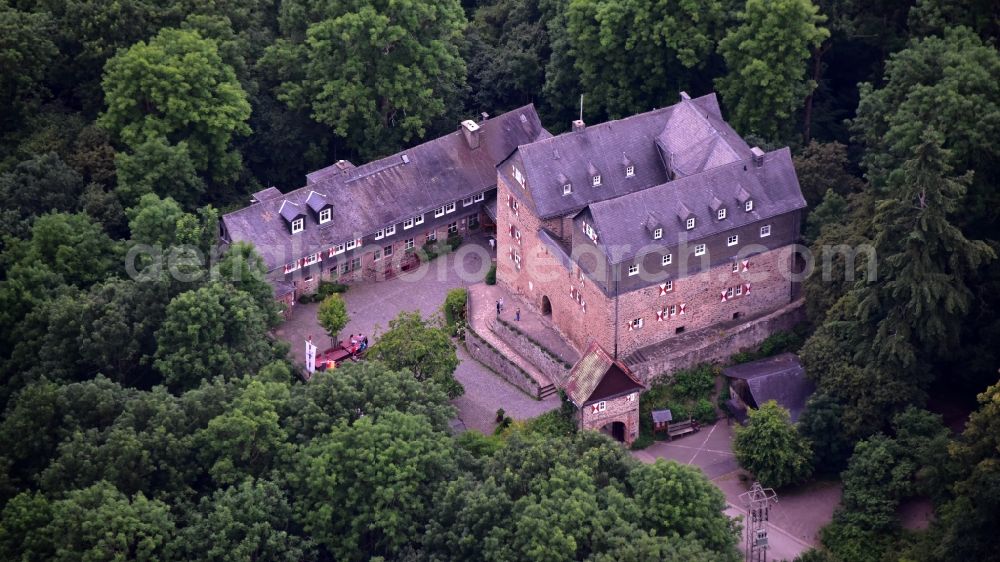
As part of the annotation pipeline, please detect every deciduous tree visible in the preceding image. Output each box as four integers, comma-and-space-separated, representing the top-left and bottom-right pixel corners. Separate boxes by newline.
733, 400, 813, 488
368, 311, 462, 398
716, 0, 829, 140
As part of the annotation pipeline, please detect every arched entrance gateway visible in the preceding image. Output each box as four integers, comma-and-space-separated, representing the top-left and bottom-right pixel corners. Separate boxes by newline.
540, 295, 552, 316
564, 342, 645, 446
601, 421, 627, 442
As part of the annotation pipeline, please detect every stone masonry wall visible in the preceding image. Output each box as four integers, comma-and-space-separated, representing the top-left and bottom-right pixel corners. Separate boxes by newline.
465, 326, 542, 398
490, 318, 572, 386
578, 392, 641, 445
627, 298, 806, 383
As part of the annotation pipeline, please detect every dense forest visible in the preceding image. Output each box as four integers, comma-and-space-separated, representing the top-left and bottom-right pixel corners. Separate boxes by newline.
1, 0, 999, 560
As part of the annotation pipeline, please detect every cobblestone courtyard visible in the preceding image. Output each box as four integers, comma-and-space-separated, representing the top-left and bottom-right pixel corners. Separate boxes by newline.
273, 236, 558, 432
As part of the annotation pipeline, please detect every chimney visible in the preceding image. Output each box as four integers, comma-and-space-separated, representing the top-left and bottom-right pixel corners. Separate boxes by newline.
750, 147, 765, 168
480, 112, 489, 122
572, 119, 586, 132
460, 119, 481, 149
680, 91, 691, 101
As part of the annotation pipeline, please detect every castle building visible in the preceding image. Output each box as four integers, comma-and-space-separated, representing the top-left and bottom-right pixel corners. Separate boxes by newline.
220, 106, 547, 310
494, 92, 807, 358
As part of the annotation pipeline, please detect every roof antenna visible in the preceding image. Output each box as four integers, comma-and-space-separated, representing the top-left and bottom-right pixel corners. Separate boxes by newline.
579, 94, 584, 122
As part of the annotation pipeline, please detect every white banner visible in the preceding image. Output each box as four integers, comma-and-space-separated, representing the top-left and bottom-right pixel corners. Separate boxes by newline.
305, 339, 317, 374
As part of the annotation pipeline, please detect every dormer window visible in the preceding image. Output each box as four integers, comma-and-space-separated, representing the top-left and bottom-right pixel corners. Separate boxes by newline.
653, 228, 662, 240
592, 175, 601, 186
319, 208, 331, 224
745, 199, 754, 212
686, 217, 695, 230
717, 208, 726, 220
626, 165, 635, 178
563, 183, 572, 195
291, 218, 304, 233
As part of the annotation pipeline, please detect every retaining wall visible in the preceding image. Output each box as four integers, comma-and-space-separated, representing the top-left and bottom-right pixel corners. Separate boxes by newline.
464, 327, 542, 398
490, 319, 572, 387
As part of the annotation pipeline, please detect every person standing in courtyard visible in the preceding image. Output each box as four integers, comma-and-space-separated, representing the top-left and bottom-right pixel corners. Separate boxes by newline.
515, 308, 520, 322
499, 297, 504, 312
496, 300, 501, 316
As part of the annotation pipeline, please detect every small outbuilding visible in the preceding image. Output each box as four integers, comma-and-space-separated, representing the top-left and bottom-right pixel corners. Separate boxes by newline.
723, 353, 815, 424
565, 342, 645, 445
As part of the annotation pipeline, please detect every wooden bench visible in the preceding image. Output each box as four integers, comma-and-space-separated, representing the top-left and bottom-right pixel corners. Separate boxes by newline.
667, 418, 700, 440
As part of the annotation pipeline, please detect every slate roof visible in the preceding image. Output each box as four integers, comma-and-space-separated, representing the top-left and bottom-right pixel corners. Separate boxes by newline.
723, 353, 815, 422
565, 342, 644, 406
222, 105, 547, 270
581, 148, 806, 263
507, 93, 752, 220
651, 409, 673, 424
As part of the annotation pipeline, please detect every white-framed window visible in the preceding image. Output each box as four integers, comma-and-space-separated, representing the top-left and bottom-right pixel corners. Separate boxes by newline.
686, 217, 695, 230
385, 225, 396, 237
373, 248, 382, 261
694, 243, 706, 256
339, 262, 350, 274
463, 196, 474, 206
662, 253, 672, 266
291, 218, 304, 233
726, 286, 734, 299
346, 238, 360, 251
404, 238, 414, 250
718, 208, 726, 220
583, 222, 598, 242
653, 228, 662, 240
427, 230, 437, 242
473, 192, 485, 202
329, 244, 346, 257
664, 280, 673, 292
511, 198, 519, 213
414, 214, 425, 225
448, 222, 458, 234
375, 229, 384, 240
736, 284, 743, 296
404, 218, 414, 230
304, 275, 314, 282
631, 317, 643, 329
728, 234, 739, 246
350, 257, 361, 270
514, 252, 521, 270
628, 264, 639, 276
592, 174, 602, 186
597, 401, 607, 412
760, 224, 771, 237
302, 253, 320, 266
445, 202, 456, 214
667, 304, 677, 317
626, 165, 635, 178
283, 261, 300, 274
384, 244, 393, 257
434, 206, 445, 218
563, 183, 572, 195
732, 261, 740, 273
745, 199, 754, 212
319, 208, 331, 224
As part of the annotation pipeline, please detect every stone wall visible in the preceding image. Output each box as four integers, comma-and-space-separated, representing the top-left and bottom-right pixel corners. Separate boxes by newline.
464, 326, 542, 398
626, 299, 806, 383
490, 318, 572, 386
578, 392, 641, 445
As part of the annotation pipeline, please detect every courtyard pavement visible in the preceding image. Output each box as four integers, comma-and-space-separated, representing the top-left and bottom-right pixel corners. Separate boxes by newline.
273, 235, 557, 433
632, 420, 842, 560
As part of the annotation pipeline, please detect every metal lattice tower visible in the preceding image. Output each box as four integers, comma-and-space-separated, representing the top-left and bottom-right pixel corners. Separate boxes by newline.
739, 482, 778, 562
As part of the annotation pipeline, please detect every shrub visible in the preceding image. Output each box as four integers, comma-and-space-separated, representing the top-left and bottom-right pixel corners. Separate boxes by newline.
317, 281, 349, 297
630, 433, 654, 450
443, 288, 468, 329
485, 263, 496, 285
733, 401, 813, 488
694, 398, 717, 424
672, 365, 716, 400
446, 234, 463, 251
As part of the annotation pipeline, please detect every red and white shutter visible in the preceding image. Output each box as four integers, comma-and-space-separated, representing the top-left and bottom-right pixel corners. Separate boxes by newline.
591, 403, 600, 414
742, 259, 750, 272
743, 283, 751, 294
679, 303, 687, 315
720, 290, 728, 303
627, 321, 634, 332
656, 310, 664, 321
659, 283, 668, 296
